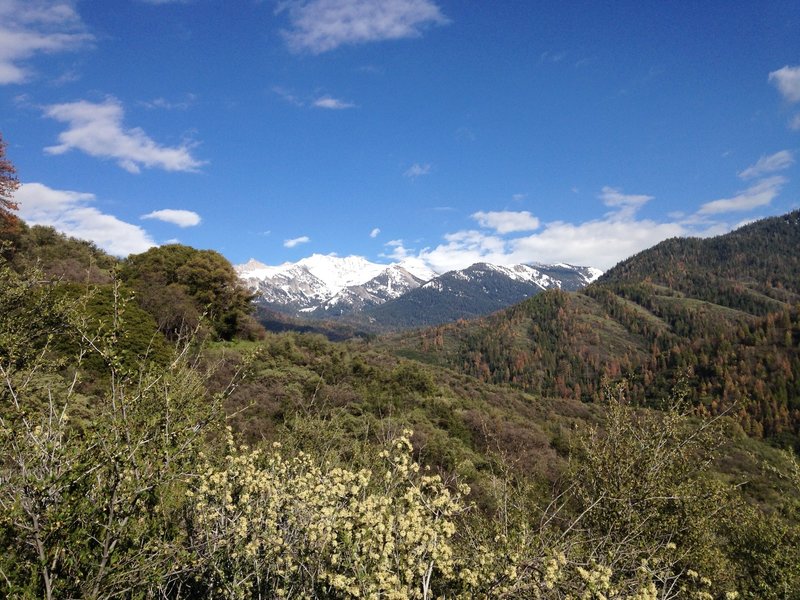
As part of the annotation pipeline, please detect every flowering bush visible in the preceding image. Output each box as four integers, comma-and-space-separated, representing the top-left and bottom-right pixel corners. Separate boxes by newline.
186, 429, 465, 599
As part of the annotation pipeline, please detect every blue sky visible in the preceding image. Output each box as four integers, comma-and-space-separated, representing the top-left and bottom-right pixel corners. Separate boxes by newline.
2, 0, 799, 271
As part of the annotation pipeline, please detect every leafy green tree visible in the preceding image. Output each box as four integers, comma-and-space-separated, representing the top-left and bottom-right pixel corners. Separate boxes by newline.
121, 244, 255, 340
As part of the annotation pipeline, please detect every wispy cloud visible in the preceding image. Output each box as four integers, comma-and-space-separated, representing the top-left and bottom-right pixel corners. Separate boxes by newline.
43, 97, 205, 173
313, 95, 356, 109
139, 94, 197, 110
141, 209, 201, 227
769, 65, 800, 103
284, 235, 310, 248
738, 150, 794, 179
381, 239, 412, 260
698, 176, 786, 215
370, 227, 381, 238
404, 162, 431, 178
279, 0, 449, 54
272, 85, 305, 107
600, 186, 653, 209
0, 0, 94, 84
539, 50, 566, 64
273, 87, 356, 110
16, 182, 156, 256
791, 114, 800, 131
473, 210, 540, 234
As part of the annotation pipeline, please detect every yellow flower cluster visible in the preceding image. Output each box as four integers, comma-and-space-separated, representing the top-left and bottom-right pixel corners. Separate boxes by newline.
188, 429, 464, 599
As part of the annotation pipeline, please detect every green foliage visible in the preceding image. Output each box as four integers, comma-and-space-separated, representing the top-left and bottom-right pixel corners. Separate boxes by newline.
2, 223, 117, 283
0, 252, 76, 370
121, 244, 256, 341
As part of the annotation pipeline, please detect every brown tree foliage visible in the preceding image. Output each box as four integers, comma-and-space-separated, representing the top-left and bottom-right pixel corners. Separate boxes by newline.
0, 132, 21, 230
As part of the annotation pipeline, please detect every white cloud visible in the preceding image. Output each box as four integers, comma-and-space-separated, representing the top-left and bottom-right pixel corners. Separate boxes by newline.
370, 227, 381, 238
698, 176, 787, 215
416, 229, 509, 273
284, 235, 310, 248
473, 210, 540, 234
404, 162, 431, 178
15, 182, 156, 256
279, 0, 449, 54
141, 208, 201, 227
738, 150, 794, 179
791, 114, 800, 131
504, 219, 689, 271
0, 0, 93, 84
381, 239, 412, 260
769, 65, 800, 103
313, 95, 356, 109
43, 97, 205, 173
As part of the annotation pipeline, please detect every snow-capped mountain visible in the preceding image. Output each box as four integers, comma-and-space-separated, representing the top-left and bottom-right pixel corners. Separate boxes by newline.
236, 254, 436, 315
365, 262, 599, 328
236, 254, 601, 326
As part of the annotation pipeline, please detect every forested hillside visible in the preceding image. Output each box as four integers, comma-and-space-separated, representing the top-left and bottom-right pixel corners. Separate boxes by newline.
390, 212, 800, 450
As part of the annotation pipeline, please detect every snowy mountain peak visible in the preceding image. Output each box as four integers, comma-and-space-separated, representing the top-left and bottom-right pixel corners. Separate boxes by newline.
236, 254, 602, 321
295, 254, 386, 294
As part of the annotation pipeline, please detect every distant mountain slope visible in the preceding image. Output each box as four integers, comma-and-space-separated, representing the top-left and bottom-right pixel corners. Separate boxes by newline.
600, 211, 800, 310
386, 210, 800, 449
237, 254, 600, 328
365, 262, 599, 328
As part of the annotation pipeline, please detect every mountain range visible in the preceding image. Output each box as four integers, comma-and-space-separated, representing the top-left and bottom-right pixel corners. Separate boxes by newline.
235, 254, 602, 327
